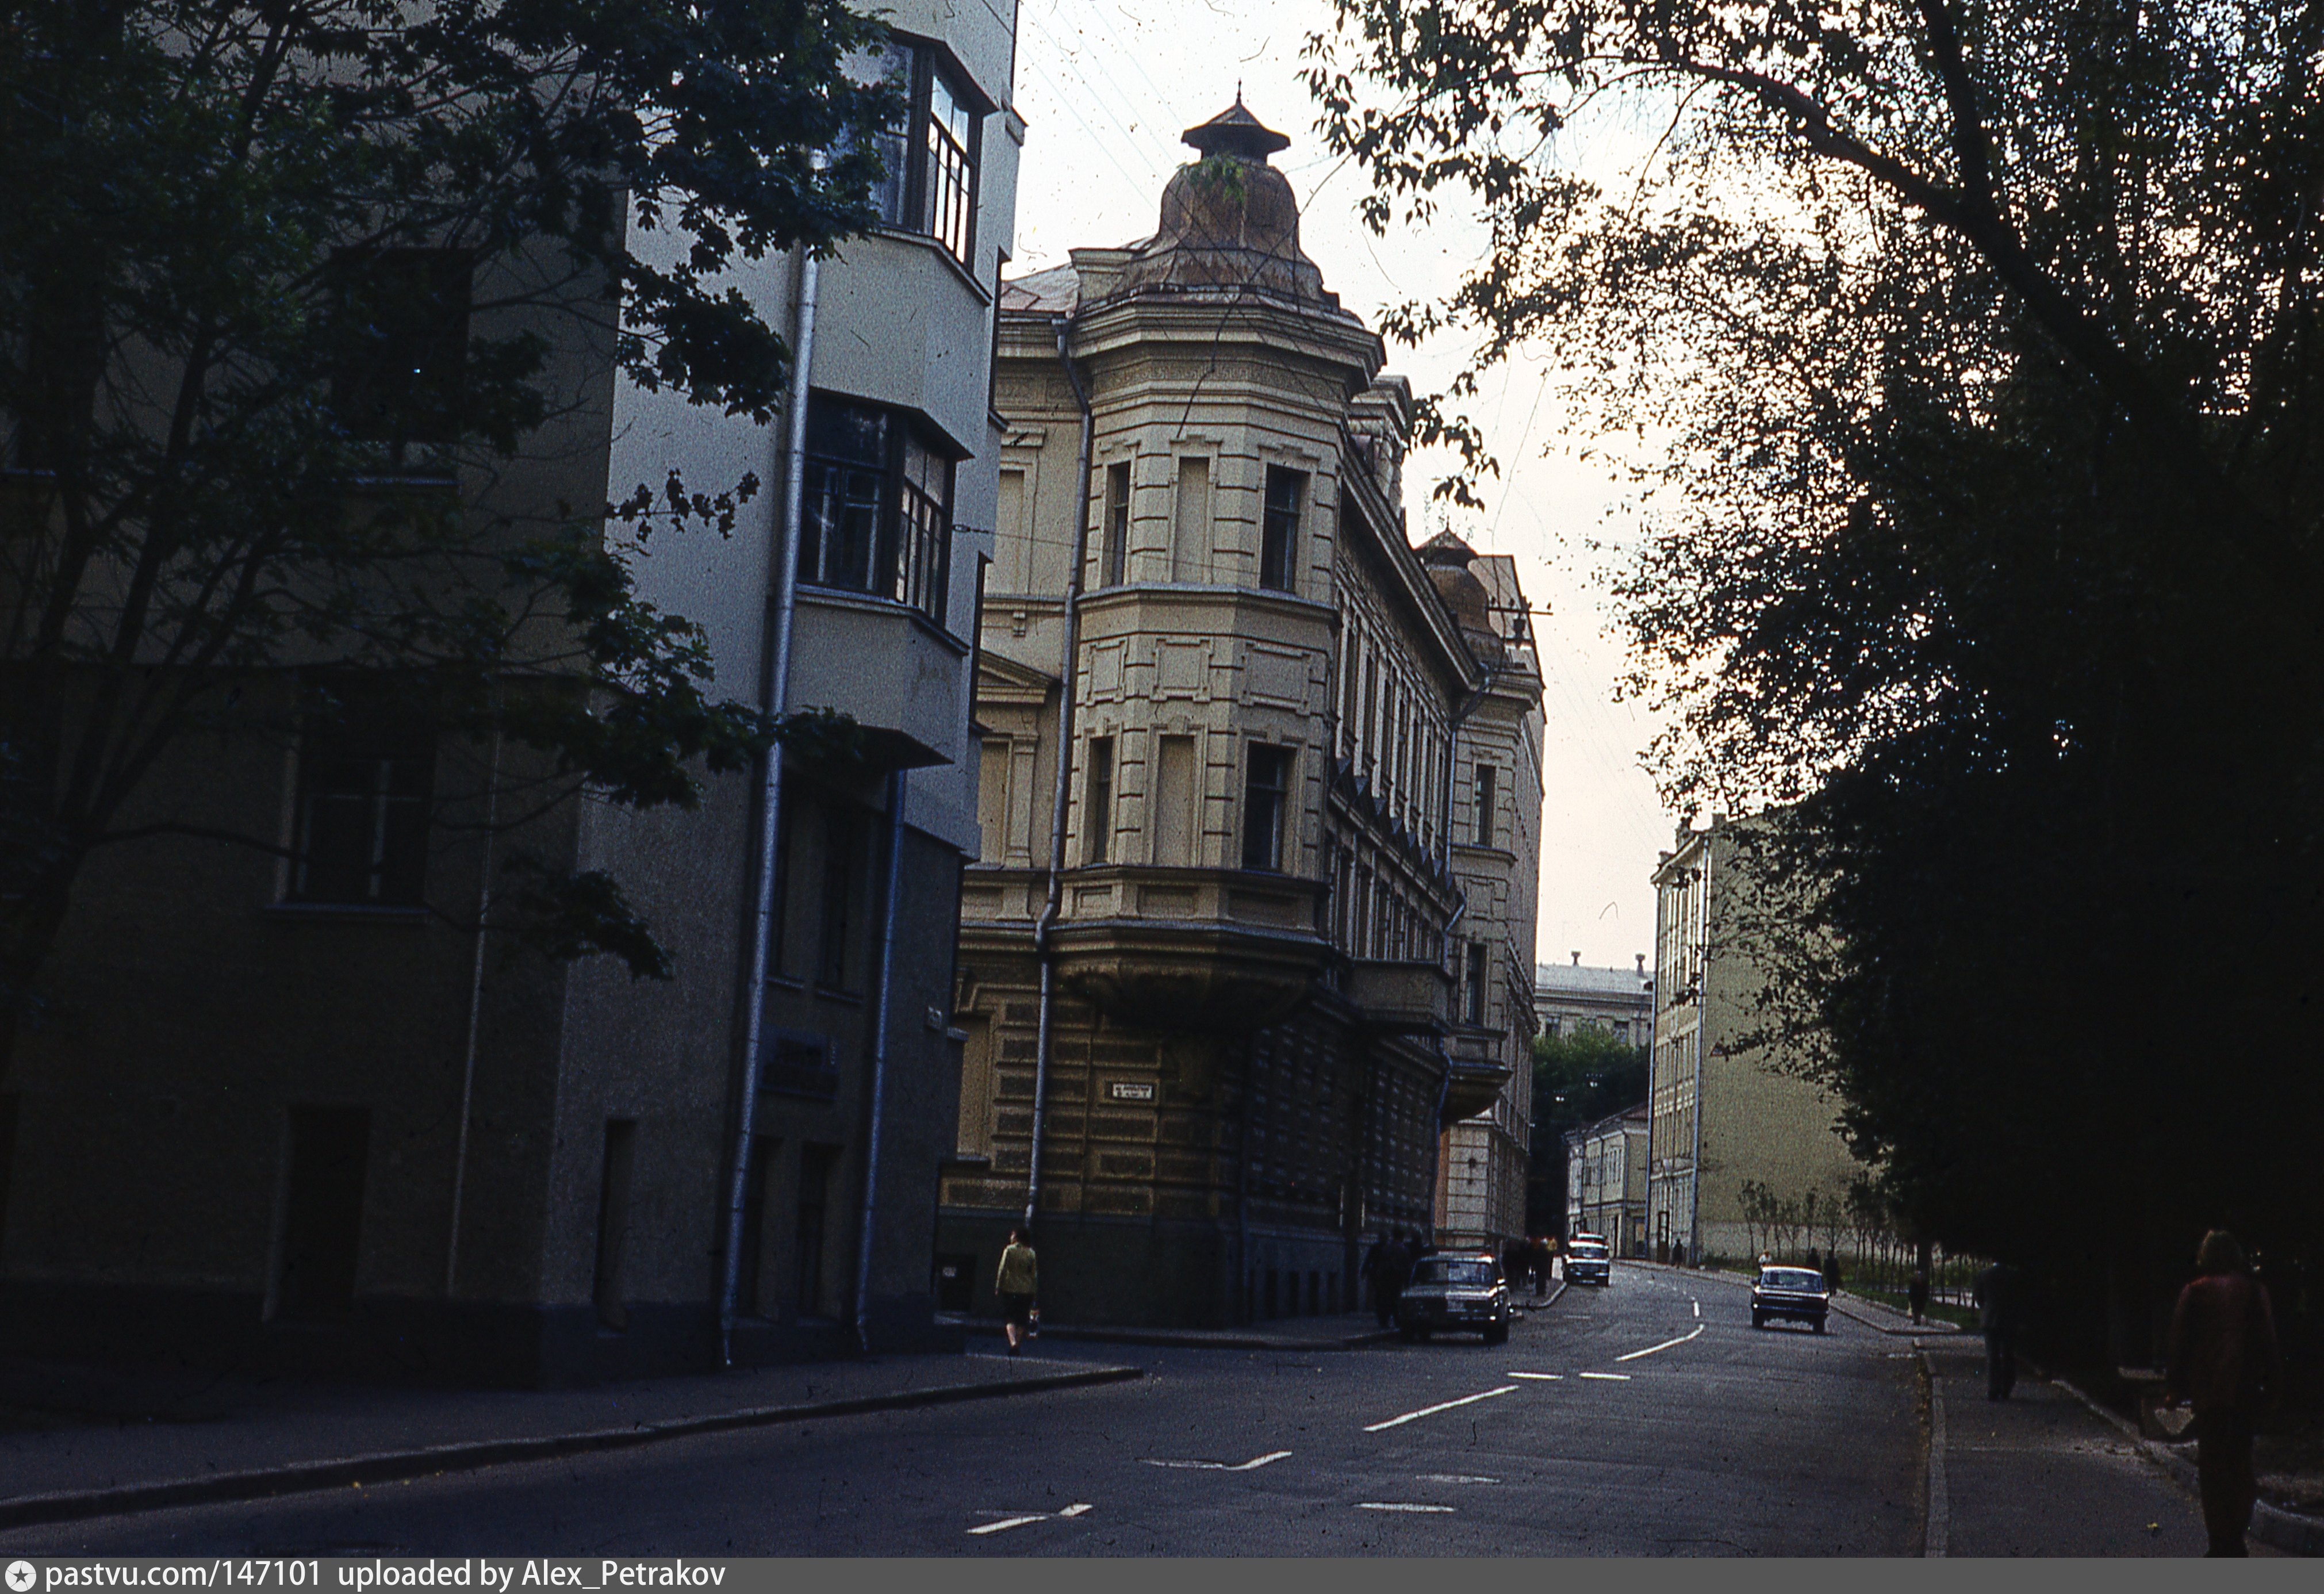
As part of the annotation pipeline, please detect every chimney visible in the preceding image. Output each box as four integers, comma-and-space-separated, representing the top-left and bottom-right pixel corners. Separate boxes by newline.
1570, 951, 1581, 965
1635, 953, 1646, 976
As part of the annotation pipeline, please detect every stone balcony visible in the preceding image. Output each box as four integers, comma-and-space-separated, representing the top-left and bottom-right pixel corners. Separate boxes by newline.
1443, 1024, 1512, 1122
959, 863, 1327, 1031
1344, 959, 1453, 1035
785, 589, 969, 771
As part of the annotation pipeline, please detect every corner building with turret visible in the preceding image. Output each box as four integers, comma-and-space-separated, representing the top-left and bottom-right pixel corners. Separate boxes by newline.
936, 104, 1544, 1327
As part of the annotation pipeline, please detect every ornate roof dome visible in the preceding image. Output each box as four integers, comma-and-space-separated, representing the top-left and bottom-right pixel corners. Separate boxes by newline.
1419, 531, 1500, 659
1117, 97, 1332, 304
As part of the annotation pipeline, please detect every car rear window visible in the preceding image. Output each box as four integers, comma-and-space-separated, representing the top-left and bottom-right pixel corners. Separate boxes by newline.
1570, 1243, 1609, 1258
1762, 1268, 1825, 1291
1412, 1259, 1498, 1286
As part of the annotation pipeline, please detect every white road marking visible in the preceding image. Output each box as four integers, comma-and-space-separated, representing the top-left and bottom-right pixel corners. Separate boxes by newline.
1616, 1324, 1706, 1362
1693, 1300, 1701, 1319
1357, 1503, 1457, 1513
1363, 1384, 1518, 1432
1506, 1371, 1562, 1380
967, 1504, 1091, 1535
1416, 1474, 1499, 1484
1578, 1371, 1632, 1381
1142, 1450, 1292, 1472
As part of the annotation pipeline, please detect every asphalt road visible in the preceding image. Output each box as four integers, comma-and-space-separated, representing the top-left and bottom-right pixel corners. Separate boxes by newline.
7, 1267, 1923, 1556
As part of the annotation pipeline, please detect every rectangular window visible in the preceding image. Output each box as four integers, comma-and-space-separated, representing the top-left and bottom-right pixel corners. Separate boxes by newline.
1154, 734, 1196, 867
1473, 762, 1497, 848
799, 394, 954, 621
796, 1143, 841, 1318
1083, 736, 1114, 865
738, 1134, 780, 1318
290, 681, 434, 907
762, 1030, 839, 1099
329, 248, 471, 452
1260, 466, 1303, 591
273, 1105, 370, 1324
856, 43, 981, 268
1466, 942, 1489, 1024
817, 801, 866, 992
1241, 744, 1292, 872
976, 738, 1011, 863
1103, 461, 1131, 586
1172, 457, 1209, 581
592, 1118, 637, 1331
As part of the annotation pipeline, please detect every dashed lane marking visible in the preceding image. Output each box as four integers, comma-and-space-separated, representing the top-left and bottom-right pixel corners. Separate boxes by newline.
1357, 1503, 1456, 1513
1693, 1300, 1701, 1319
1143, 1451, 1293, 1472
1577, 1371, 1632, 1381
1416, 1474, 1498, 1484
967, 1504, 1091, 1536
1616, 1324, 1706, 1362
1363, 1385, 1519, 1432
1506, 1371, 1562, 1380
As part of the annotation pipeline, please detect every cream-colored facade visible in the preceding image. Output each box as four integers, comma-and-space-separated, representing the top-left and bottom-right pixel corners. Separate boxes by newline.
939, 102, 1535, 1327
1428, 541, 1546, 1253
1646, 816, 1862, 1265
1565, 1105, 1649, 1255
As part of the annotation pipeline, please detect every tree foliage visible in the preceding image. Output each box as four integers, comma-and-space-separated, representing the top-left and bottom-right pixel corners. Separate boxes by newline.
1, 0, 900, 1025
1313, 0, 2324, 1340
1528, 1026, 1648, 1231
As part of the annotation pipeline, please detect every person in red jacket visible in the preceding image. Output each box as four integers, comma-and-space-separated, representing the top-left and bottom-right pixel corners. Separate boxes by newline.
2166, 1229, 2283, 1556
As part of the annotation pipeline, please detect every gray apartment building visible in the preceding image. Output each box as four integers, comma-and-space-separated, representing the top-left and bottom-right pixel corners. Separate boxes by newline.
1, 1, 1021, 1383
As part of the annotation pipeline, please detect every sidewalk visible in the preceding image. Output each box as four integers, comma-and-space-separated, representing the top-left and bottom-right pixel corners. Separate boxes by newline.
0, 1350, 1139, 1532
951, 1283, 1568, 1353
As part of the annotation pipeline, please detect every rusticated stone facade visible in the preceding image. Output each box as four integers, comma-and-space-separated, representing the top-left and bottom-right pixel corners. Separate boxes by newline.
936, 102, 1539, 1328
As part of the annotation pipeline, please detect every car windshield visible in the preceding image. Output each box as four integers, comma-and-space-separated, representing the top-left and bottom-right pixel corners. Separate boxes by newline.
1570, 1242, 1609, 1258
1761, 1268, 1825, 1292
1412, 1259, 1498, 1287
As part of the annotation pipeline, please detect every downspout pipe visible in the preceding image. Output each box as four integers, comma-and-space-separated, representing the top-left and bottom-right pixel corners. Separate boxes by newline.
1025, 315, 1094, 1231
853, 768, 908, 1350
1688, 853, 1708, 1266
720, 238, 818, 1366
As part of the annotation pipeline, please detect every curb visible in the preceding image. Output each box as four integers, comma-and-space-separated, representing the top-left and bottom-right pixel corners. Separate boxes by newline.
0, 1363, 1144, 1533
2045, 1372, 2323, 1557
958, 1321, 1389, 1352
1829, 1293, 1966, 1337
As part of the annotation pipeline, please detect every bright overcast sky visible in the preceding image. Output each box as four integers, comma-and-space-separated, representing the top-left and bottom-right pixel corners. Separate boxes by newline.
1007, 0, 1681, 973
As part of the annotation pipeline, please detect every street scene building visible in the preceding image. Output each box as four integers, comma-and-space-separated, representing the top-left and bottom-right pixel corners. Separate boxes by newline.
1535, 953, 1655, 1044
1564, 1104, 1649, 1255
1, 0, 1022, 1384
1644, 815, 1862, 1265
938, 101, 1543, 1327
1424, 537, 1546, 1255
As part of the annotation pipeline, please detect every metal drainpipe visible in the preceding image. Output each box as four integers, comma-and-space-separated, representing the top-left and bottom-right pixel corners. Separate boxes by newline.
1024, 315, 1094, 1230
443, 705, 503, 1296
853, 768, 908, 1350
719, 239, 818, 1366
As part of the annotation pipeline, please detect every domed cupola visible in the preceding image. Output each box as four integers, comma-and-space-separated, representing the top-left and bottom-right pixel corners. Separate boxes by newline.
1119, 97, 1334, 304
1420, 530, 1503, 662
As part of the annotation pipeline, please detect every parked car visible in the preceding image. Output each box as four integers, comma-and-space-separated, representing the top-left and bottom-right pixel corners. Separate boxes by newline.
1751, 1265, 1831, 1332
1564, 1233, 1612, 1286
1397, 1254, 1512, 1344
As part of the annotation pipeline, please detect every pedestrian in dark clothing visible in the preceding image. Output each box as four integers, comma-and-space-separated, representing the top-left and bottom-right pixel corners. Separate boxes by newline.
1824, 1251, 1843, 1294
1907, 1266, 1930, 1325
2168, 1230, 2283, 1557
1807, 1246, 1822, 1279
1974, 1262, 2023, 1400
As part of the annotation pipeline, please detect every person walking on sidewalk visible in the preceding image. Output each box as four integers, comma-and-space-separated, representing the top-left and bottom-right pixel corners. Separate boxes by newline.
2167, 1229, 2283, 1557
1908, 1264, 1931, 1325
1363, 1233, 1395, 1327
1974, 1261, 2024, 1400
995, 1229, 1039, 1357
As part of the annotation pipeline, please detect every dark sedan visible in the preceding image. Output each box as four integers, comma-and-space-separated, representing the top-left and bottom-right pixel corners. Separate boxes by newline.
1751, 1266, 1831, 1332
1396, 1255, 1512, 1344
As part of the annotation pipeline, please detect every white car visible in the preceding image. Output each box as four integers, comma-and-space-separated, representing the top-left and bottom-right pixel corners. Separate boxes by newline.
1565, 1234, 1612, 1285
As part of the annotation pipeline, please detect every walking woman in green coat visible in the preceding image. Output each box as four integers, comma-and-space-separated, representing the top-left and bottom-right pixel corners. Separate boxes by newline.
996, 1229, 1039, 1356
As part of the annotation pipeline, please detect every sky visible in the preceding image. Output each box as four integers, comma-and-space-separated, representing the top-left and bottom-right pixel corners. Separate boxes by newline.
1006, 0, 1681, 972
